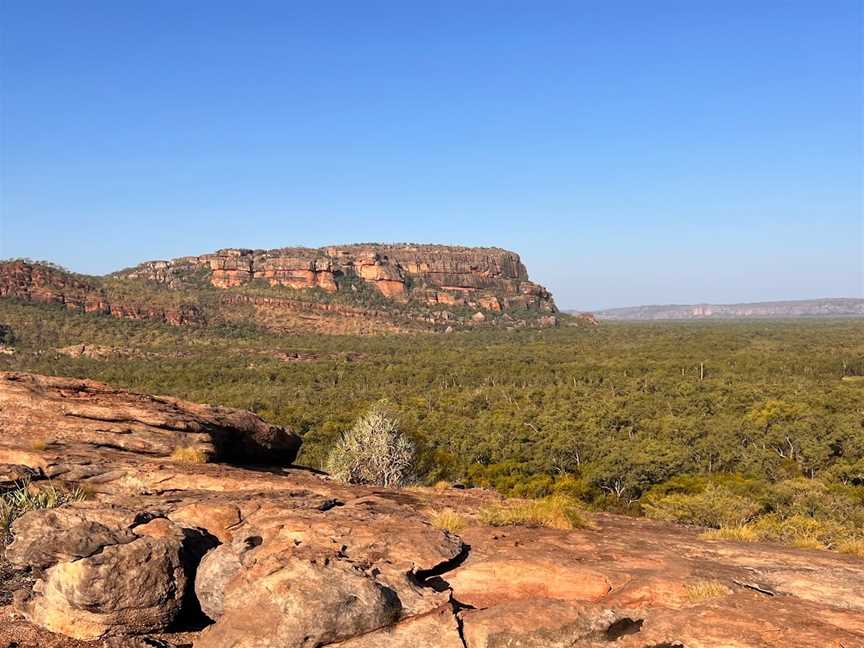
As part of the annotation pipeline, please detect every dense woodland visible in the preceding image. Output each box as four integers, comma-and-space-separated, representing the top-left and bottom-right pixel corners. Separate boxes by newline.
2, 299, 863, 552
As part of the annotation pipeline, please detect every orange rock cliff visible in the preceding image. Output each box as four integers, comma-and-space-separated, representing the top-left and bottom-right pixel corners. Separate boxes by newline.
0, 244, 558, 333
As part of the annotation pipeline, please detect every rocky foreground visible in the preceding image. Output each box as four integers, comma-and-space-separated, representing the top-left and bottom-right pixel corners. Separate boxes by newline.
0, 372, 862, 648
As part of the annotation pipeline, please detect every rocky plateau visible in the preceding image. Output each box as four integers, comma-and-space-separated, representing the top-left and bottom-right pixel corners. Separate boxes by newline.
0, 372, 862, 647
0, 245, 559, 334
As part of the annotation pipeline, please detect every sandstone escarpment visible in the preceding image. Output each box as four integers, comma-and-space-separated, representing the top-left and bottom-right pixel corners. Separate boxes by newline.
117, 243, 557, 314
1, 244, 557, 334
1, 372, 862, 648
0, 261, 205, 327
0, 262, 109, 313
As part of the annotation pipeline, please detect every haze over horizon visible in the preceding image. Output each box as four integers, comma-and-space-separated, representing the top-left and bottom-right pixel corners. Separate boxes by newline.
1, 1, 862, 310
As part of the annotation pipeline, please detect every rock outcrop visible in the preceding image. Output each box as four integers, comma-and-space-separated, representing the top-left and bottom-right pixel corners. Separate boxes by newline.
8, 512, 209, 639
2, 372, 862, 648
0, 261, 205, 327
116, 244, 556, 314
0, 372, 301, 466
1, 245, 558, 333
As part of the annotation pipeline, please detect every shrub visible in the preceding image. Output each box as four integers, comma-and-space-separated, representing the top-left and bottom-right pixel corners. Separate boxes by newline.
747, 513, 847, 550
479, 494, 588, 530
1, 479, 89, 538
429, 508, 467, 533
825, 458, 864, 486
837, 539, 864, 558
0, 323, 14, 345
701, 514, 859, 551
551, 474, 592, 500
510, 474, 554, 499
169, 445, 209, 464
643, 484, 762, 528
326, 405, 416, 487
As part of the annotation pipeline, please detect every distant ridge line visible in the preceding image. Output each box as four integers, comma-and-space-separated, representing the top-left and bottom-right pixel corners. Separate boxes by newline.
583, 298, 864, 320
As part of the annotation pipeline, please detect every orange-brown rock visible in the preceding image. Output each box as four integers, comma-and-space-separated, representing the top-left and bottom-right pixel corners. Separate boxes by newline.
0, 260, 204, 327
4, 373, 861, 648
1, 245, 558, 335
0, 372, 301, 466
116, 243, 557, 314
0, 261, 110, 313
9, 512, 203, 639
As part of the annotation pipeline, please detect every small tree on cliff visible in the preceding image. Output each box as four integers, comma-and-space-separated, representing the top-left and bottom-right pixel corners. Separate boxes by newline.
326, 404, 416, 487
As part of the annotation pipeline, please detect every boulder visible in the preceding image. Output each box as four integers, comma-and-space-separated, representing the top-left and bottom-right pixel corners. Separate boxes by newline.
9, 511, 206, 640
460, 599, 629, 648
194, 495, 463, 645
197, 553, 402, 647
0, 372, 301, 465
5, 505, 138, 571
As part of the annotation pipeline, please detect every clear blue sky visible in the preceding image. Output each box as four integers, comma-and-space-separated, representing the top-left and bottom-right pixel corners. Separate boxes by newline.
1, 1, 861, 309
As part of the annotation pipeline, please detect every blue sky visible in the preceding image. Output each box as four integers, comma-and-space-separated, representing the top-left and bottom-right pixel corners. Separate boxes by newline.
1, 1, 861, 309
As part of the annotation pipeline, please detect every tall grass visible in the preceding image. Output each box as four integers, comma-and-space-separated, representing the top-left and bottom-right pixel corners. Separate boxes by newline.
429, 508, 467, 533
479, 494, 589, 530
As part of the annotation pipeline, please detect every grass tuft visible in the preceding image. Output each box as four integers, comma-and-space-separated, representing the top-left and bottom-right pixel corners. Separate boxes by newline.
429, 508, 467, 533
479, 494, 589, 530
701, 526, 760, 542
685, 579, 730, 602
700, 514, 860, 554
169, 445, 209, 464
433, 480, 452, 490
1, 479, 89, 538
837, 539, 864, 559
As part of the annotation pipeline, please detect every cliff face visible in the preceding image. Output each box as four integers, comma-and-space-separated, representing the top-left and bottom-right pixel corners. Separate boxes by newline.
0, 261, 206, 327
117, 244, 556, 313
0, 261, 109, 313
0, 245, 557, 333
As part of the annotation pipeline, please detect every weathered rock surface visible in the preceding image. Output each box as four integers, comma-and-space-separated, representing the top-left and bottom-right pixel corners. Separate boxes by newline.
1, 372, 862, 648
0, 462, 38, 491
11, 515, 204, 639
0, 372, 301, 465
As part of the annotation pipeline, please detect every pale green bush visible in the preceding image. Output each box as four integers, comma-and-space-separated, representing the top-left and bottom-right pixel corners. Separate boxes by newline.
326, 405, 416, 487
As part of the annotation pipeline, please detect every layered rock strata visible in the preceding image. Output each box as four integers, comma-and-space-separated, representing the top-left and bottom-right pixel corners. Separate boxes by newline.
1, 244, 559, 333
117, 244, 557, 313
